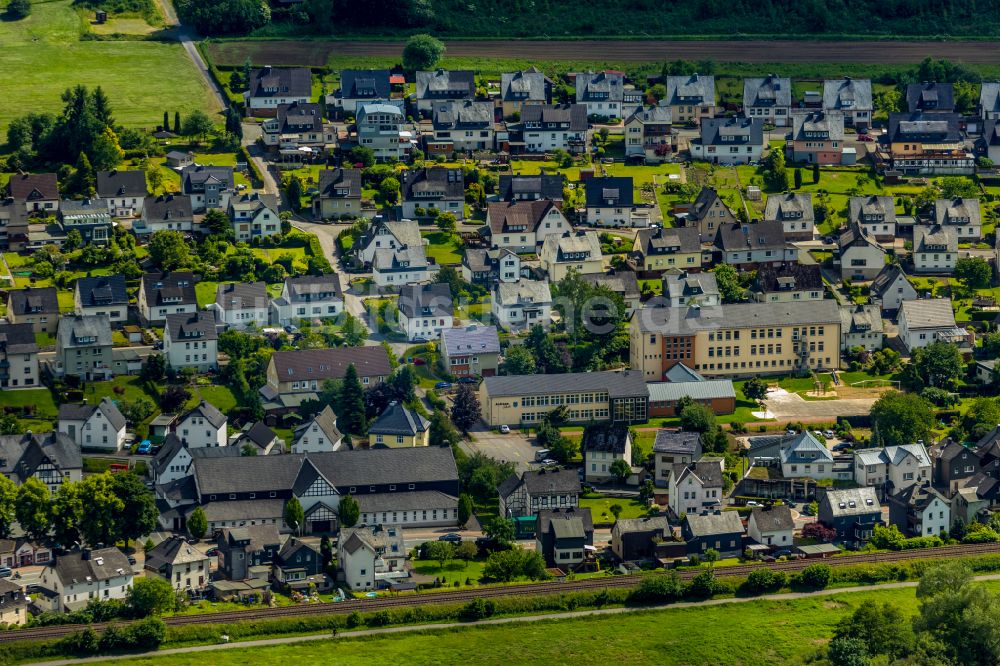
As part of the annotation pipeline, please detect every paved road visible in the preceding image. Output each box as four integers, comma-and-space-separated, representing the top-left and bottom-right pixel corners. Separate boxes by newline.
155, 0, 226, 112
241, 123, 280, 195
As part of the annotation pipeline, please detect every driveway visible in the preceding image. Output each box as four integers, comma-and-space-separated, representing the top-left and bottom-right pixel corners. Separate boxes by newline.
461, 426, 538, 472
758, 387, 879, 422
242, 123, 280, 195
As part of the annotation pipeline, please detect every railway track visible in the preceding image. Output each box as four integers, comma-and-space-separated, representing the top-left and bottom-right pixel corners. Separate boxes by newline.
5, 542, 1000, 644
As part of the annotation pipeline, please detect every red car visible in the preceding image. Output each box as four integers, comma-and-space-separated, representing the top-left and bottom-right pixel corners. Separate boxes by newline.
857, 134, 874, 142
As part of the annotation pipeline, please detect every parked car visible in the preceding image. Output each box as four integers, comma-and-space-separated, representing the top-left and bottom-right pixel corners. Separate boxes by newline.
438, 533, 463, 543
857, 134, 874, 142
127, 555, 137, 565
499, 425, 510, 434
541, 459, 558, 466
458, 376, 478, 384
535, 449, 551, 461
136, 441, 152, 455
413, 357, 427, 366
434, 381, 452, 390
823, 430, 835, 439
833, 443, 851, 452
746, 500, 761, 507
206, 547, 219, 557
0, 567, 11, 579
284, 324, 299, 334
773, 549, 794, 559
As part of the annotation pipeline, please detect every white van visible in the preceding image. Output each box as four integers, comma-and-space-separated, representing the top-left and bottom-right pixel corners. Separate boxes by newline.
535, 449, 551, 462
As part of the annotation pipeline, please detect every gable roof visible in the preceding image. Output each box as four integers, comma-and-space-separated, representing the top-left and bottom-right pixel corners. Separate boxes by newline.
141, 271, 197, 308
432, 100, 494, 131
520, 103, 588, 131
584, 177, 634, 208
627, 105, 672, 125
368, 402, 430, 438
542, 230, 601, 263
849, 195, 896, 226
888, 111, 962, 143
57, 314, 112, 349
749, 505, 795, 533
8, 287, 58, 315
840, 304, 884, 336
316, 168, 362, 200
838, 221, 884, 253
664, 271, 719, 302
666, 74, 715, 106
282, 274, 342, 302
340, 69, 391, 100
441, 325, 501, 357
684, 511, 744, 537
501, 68, 550, 103
699, 116, 764, 146
791, 110, 845, 141
934, 197, 981, 227
249, 66, 311, 99
516, 467, 580, 496
416, 69, 475, 100
715, 221, 789, 252
913, 224, 958, 253
398, 283, 453, 319
293, 405, 342, 446
498, 174, 564, 202
96, 170, 148, 198
0, 323, 37, 355
401, 167, 464, 201
575, 71, 624, 103
52, 547, 132, 585
215, 282, 268, 312
581, 422, 631, 454
823, 77, 873, 112
269, 346, 392, 383
633, 300, 841, 335
75, 276, 128, 308
764, 194, 814, 228
688, 187, 732, 223
538, 507, 593, 539
821, 486, 880, 517
0, 432, 81, 482
58, 397, 126, 432
580, 272, 640, 300
754, 263, 823, 293
612, 515, 671, 539
357, 219, 422, 252
743, 75, 791, 108
165, 310, 218, 343
673, 460, 723, 488
486, 200, 561, 235
899, 298, 957, 329
634, 226, 701, 256
9, 173, 58, 201
144, 194, 193, 221
906, 83, 955, 113
870, 264, 913, 298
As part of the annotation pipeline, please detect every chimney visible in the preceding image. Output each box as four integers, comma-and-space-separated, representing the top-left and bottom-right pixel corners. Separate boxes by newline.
82, 548, 91, 561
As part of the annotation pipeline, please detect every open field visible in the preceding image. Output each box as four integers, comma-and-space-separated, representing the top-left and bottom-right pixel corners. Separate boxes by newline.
0, 0, 220, 131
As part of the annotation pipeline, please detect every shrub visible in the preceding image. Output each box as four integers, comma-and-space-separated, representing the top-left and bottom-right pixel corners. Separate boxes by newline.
460, 598, 497, 621
346, 611, 363, 628
627, 574, 684, 604
798, 564, 832, 589
127, 617, 166, 648
743, 568, 788, 594
687, 571, 721, 598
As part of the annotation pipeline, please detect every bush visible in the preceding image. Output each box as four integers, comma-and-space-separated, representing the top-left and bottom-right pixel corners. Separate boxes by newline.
798, 564, 832, 589
460, 598, 497, 620
687, 571, 722, 598
743, 568, 788, 594
627, 574, 684, 604
127, 617, 166, 648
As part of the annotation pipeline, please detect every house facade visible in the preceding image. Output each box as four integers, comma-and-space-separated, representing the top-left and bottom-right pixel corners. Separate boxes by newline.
139, 272, 198, 324
491, 279, 552, 331
244, 66, 312, 116
483, 200, 571, 254
665, 74, 716, 125
743, 75, 792, 126
38, 548, 134, 612
667, 459, 724, 517
539, 230, 603, 281
823, 77, 873, 128
440, 326, 501, 378
585, 177, 639, 228
0, 323, 39, 389
312, 168, 362, 220
517, 104, 589, 153
164, 311, 219, 372
912, 225, 958, 273
789, 111, 845, 164
898, 299, 968, 352
58, 397, 127, 452
356, 103, 411, 162
56, 315, 114, 380
396, 282, 454, 342
691, 116, 764, 165
270, 274, 343, 326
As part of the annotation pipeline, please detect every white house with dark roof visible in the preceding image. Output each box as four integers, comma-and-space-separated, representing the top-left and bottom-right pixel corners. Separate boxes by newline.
39, 547, 134, 612
501, 68, 551, 117
270, 274, 342, 326
764, 192, 815, 241
575, 71, 638, 118
932, 197, 981, 241
912, 225, 958, 273
839, 304, 884, 351
981, 82, 1000, 121
483, 200, 571, 253
176, 400, 227, 449
492, 278, 552, 331
144, 535, 211, 592
312, 168, 362, 220
498, 467, 580, 518
428, 100, 495, 154
823, 77, 873, 128
898, 299, 969, 352
291, 405, 343, 454
751, 264, 824, 303
400, 167, 465, 220
139, 271, 198, 324
652, 430, 703, 486
838, 222, 885, 281
355, 219, 424, 265
849, 195, 896, 242
440, 325, 501, 378
743, 75, 792, 126
230, 422, 281, 456
580, 422, 633, 484
372, 244, 431, 288
339, 524, 406, 590
624, 105, 673, 163
869, 264, 918, 314
539, 230, 603, 281
228, 192, 280, 242
667, 459, 724, 517
58, 397, 127, 452
517, 103, 590, 153
96, 169, 147, 217
888, 482, 950, 537
244, 66, 312, 116
74, 276, 128, 324
135, 194, 193, 235
260, 101, 335, 153
55, 314, 114, 380
163, 310, 219, 372
180, 165, 234, 211
8, 286, 59, 334
584, 177, 638, 228
665, 74, 716, 125
663, 271, 719, 308
747, 505, 795, 548
397, 283, 453, 342
415, 69, 475, 114
0, 323, 39, 389
209, 282, 269, 329
854, 444, 931, 494
334, 69, 394, 115
691, 116, 764, 165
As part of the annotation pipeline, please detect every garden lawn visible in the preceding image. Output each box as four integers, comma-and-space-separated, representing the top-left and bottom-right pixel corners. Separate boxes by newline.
0, 0, 220, 131
411, 558, 488, 586
82, 376, 157, 406
0, 387, 58, 419
194, 384, 239, 414
423, 232, 464, 266
577, 497, 649, 522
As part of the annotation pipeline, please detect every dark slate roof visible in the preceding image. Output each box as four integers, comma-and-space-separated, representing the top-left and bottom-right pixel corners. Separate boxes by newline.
537, 507, 593, 537
519, 468, 580, 496
580, 272, 640, 300
581, 422, 631, 454
486, 200, 560, 235
791, 110, 845, 142
283, 275, 342, 301
76, 276, 128, 308
633, 300, 841, 335
316, 168, 362, 199
483, 370, 648, 399
416, 69, 475, 100
634, 226, 701, 255
749, 505, 795, 533
269, 346, 392, 383
142, 272, 197, 308
215, 281, 268, 311
934, 197, 981, 228
715, 221, 789, 252
8, 173, 58, 201
0, 432, 82, 483
838, 221, 883, 252
8, 287, 58, 316
181, 400, 227, 429
501, 68, 550, 103
498, 174, 564, 202
293, 405, 342, 446
96, 170, 148, 198
576, 71, 624, 103
520, 103, 588, 131
249, 66, 312, 99
165, 311, 219, 343
743, 75, 792, 108
58, 397, 126, 432
892, 481, 947, 512
612, 515, 671, 540
57, 314, 112, 349
888, 111, 962, 143
823, 77, 873, 112
764, 192, 815, 224
0, 323, 38, 355
584, 177, 634, 208
627, 105, 672, 124
652, 430, 703, 456
181, 165, 235, 193
441, 325, 501, 357
684, 511, 744, 537
367, 403, 430, 437
356, 490, 457, 514
401, 167, 464, 202
340, 69, 391, 100
688, 187, 730, 222
673, 461, 724, 489
754, 263, 823, 293
397, 283, 453, 319
906, 83, 956, 113
666, 74, 715, 106
699, 117, 764, 147
242, 422, 278, 448
432, 100, 494, 131
870, 264, 912, 298
144, 194, 193, 221
53, 547, 132, 585
276, 102, 323, 133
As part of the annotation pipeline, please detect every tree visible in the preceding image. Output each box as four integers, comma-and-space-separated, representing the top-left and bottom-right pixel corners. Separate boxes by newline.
181, 110, 214, 143
960, 397, 1000, 441
349, 146, 376, 168
286, 175, 303, 212
799, 563, 832, 589
827, 638, 872, 666
402, 34, 445, 71
680, 402, 715, 433
451, 384, 481, 432
338, 494, 360, 528
703, 548, 720, 569
794, 168, 803, 189
337, 365, 367, 435
484, 517, 515, 546
713, 264, 744, 303
0, 476, 16, 538
203, 209, 233, 238
389, 365, 417, 403
127, 577, 177, 617
904, 341, 963, 390
90, 127, 124, 171
437, 212, 457, 233
114, 472, 158, 547
812, 162, 820, 184
0, 413, 20, 436
429, 409, 461, 448
15, 478, 51, 542
159, 385, 191, 412
425, 540, 453, 571
77, 474, 125, 546
457, 493, 474, 527
455, 540, 477, 566
74, 152, 96, 198
163, 111, 170, 132
955, 256, 992, 291
870, 391, 935, 448
50, 482, 83, 548
148, 230, 191, 271
5, 0, 31, 19
141, 354, 166, 383
379, 177, 400, 204
500, 344, 536, 376
340, 313, 367, 347
834, 599, 913, 660
483, 547, 546, 582
320, 535, 333, 566
284, 496, 304, 534
187, 506, 208, 540
801, 521, 837, 541
610, 458, 631, 484
741, 376, 768, 406
609, 503, 623, 521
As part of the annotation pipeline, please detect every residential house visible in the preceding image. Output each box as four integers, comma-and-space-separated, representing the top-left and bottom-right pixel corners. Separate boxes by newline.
610, 516, 672, 561
367, 402, 430, 448
461, 247, 521, 285
888, 482, 950, 537
38, 548, 134, 612
624, 105, 673, 163
260, 102, 335, 154
144, 536, 211, 592
175, 400, 227, 449
516, 103, 589, 154
428, 100, 495, 154
244, 66, 312, 116
96, 170, 147, 217
0, 578, 27, 626
743, 75, 792, 126
355, 219, 423, 265
74, 276, 128, 325
334, 70, 394, 115
0, 540, 52, 570
7, 287, 59, 334
823, 77, 873, 128
263, 346, 391, 399
481, 370, 648, 428
58, 397, 127, 452
372, 243, 431, 288
764, 192, 815, 241
230, 422, 282, 456
849, 195, 896, 242
667, 459, 724, 517
498, 174, 564, 203
163, 310, 219, 372
933, 439, 982, 489
165, 150, 194, 168
8, 173, 58, 215
581, 422, 634, 485
216, 524, 285, 581
714, 221, 797, 269
397, 282, 454, 341
869, 264, 918, 314
356, 103, 410, 162
575, 71, 628, 118
746, 431, 835, 480
181, 165, 234, 211
933, 197, 981, 242
581, 272, 642, 315
483, 200, 571, 253
632, 226, 703, 273
535, 508, 594, 569
415, 69, 475, 114
838, 222, 885, 281
898, 298, 970, 352
0, 323, 39, 389
648, 370, 736, 419
665, 74, 717, 125
291, 406, 343, 454
690, 116, 764, 164
138, 271, 198, 324
440, 325, 501, 378
653, 430, 702, 486
59, 199, 113, 245
886, 112, 973, 176
400, 167, 465, 220
983, 119, 1000, 164
0, 199, 26, 250
270, 274, 343, 326
135, 194, 193, 235
311, 168, 362, 220
150, 434, 239, 487
839, 304, 884, 351
210, 282, 269, 329
683, 187, 737, 241
663, 271, 720, 308
682, 511, 744, 558
273, 538, 327, 593
951, 473, 1000, 524
540, 230, 603, 281
228, 193, 280, 242
912, 225, 958, 273
976, 359, 997, 385
790, 111, 845, 164
498, 468, 581, 519
751, 264, 824, 303
500, 68, 551, 117
55, 314, 113, 380
747, 505, 795, 549
339, 524, 406, 591
585, 177, 640, 228
629, 299, 842, 379
906, 83, 955, 113
817, 487, 882, 546
491, 278, 553, 331
0, 432, 82, 493
981, 82, 1000, 121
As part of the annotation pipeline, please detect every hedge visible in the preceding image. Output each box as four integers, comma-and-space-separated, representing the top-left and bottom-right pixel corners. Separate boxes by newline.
236, 145, 264, 188
305, 235, 334, 273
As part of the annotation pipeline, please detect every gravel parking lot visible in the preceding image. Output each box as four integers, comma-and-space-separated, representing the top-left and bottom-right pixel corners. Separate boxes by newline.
462, 427, 538, 472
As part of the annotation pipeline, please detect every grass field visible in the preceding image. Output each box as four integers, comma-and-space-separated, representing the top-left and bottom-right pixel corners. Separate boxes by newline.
423, 231, 464, 266
577, 496, 650, 522
124, 583, 982, 666
0, 0, 220, 131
